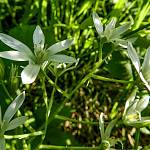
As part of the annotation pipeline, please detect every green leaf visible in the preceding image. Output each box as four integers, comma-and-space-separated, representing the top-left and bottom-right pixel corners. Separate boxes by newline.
21, 64, 40, 84
0, 33, 33, 58
112, 22, 131, 38
6, 116, 27, 131
0, 137, 5, 150
33, 26, 45, 49
0, 51, 29, 61
48, 54, 76, 64
0, 106, 2, 126
2, 92, 25, 131
47, 39, 74, 55
105, 118, 118, 139
127, 42, 140, 73
80, 17, 93, 29
92, 12, 103, 35
142, 47, 150, 83
136, 94, 149, 112
99, 113, 105, 140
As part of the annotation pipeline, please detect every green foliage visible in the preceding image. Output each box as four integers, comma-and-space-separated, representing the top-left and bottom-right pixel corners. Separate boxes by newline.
0, 0, 150, 149
0, 92, 26, 150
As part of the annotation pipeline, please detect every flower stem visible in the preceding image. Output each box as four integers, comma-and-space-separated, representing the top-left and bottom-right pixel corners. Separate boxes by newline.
4, 131, 44, 139
41, 44, 114, 128
41, 77, 57, 146
0, 136, 5, 150
55, 115, 98, 125
134, 128, 140, 150
39, 145, 100, 149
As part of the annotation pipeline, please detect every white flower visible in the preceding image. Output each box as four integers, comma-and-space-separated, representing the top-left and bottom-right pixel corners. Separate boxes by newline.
0, 26, 76, 84
127, 42, 150, 91
92, 12, 131, 45
123, 89, 150, 127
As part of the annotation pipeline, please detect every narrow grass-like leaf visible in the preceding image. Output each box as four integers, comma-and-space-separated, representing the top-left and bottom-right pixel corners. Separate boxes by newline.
0, 51, 29, 61
136, 94, 149, 112
33, 26, 45, 49
6, 116, 27, 131
48, 55, 77, 64
92, 12, 103, 35
0, 33, 33, 58
0, 106, 2, 126
21, 64, 40, 84
134, 2, 150, 30
47, 39, 74, 55
105, 118, 118, 139
142, 47, 150, 83
99, 113, 105, 140
127, 42, 140, 73
3, 92, 25, 129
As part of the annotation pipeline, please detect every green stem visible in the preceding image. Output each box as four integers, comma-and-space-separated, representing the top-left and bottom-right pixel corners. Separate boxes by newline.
91, 75, 133, 84
4, 131, 44, 139
41, 77, 48, 108
0, 136, 5, 150
41, 77, 57, 145
39, 145, 100, 149
134, 128, 140, 150
41, 69, 69, 98
41, 45, 114, 128
55, 115, 98, 125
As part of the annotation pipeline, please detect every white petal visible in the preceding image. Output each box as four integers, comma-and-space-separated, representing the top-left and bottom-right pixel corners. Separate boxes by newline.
92, 12, 103, 35
112, 22, 131, 38
0, 51, 29, 61
99, 113, 105, 138
142, 47, 150, 82
0, 33, 33, 58
33, 26, 45, 49
136, 94, 149, 112
123, 89, 137, 116
105, 18, 116, 31
127, 42, 140, 73
47, 39, 74, 55
21, 64, 40, 84
48, 54, 77, 63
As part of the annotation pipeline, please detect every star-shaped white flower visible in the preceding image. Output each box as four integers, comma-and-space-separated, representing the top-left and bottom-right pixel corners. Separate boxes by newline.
92, 12, 131, 45
123, 89, 150, 127
0, 26, 76, 84
127, 42, 150, 91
